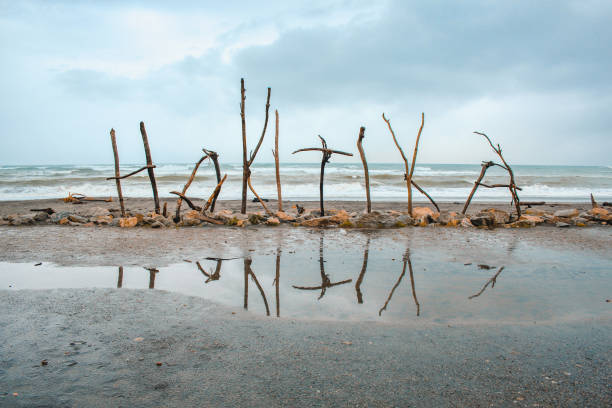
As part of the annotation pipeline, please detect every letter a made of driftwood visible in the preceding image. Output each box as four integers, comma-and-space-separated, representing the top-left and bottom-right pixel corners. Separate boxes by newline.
240, 78, 271, 214
462, 132, 522, 216
382, 113, 439, 216
292, 135, 353, 216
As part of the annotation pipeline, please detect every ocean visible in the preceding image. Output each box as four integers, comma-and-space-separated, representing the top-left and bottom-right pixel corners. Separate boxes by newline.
0, 163, 611, 203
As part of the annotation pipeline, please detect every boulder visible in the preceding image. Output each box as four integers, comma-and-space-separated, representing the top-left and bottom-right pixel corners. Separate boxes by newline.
300, 217, 334, 227
354, 211, 397, 228
412, 207, 435, 219
51, 211, 72, 223
81, 207, 110, 218
469, 215, 494, 227
119, 217, 138, 228
33, 212, 50, 222
460, 218, 474, 228
588, 207, 609, 219
519, 214, 544, 224
556, 222, 570, 228
329, 210, 349, 224
9, 214, 36, 226
524, 208, 547, 216
553, 209, 579, 218
438, 211, 462, 227
151, 221, 164, 228
276, 211, 295, 222
153, 214, 174, 227
248, 213, 264, 225
94, 215, 113, 225
68, 215, 88, 224
266, 217, 281, 226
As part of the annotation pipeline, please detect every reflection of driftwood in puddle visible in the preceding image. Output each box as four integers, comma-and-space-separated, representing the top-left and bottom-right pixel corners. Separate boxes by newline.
379, 249, 420, 316
292, 235, 352, 300
469, 266, 505, 299
273, 247, 281, 317
117, 266, 123, 288
145, 267, 159, 289
196, 260, 223, 283
243, 258, 270, 316
355, 236, 371, 304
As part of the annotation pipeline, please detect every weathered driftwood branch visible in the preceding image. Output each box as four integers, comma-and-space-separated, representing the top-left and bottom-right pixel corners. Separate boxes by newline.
175, 155, 209, 221
247, 177, 274, 216
383, 113, 432, 216
474, 132, 521, 217
410, 180, 440, 212
462, 161, 494, 214
109, 129, 125, 217
30, 208, 55, 215
273, 110, 283, 212
202, 149, 222, 212
105, 165, 155, 181
591, 193, 598, 209
469, 266, 505, 299
476, 182, 523, 190
356, 126, 371, 213
202, 174, 227, 213
139, 121, 160, 214
292, 135, 353, 216
240, 78, 271, 214
244, 258, 270, 316
170, 191, 201, 211
355, 236, 370, 304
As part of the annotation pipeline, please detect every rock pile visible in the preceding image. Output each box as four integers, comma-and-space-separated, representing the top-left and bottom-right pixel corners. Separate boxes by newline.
1, 205, 610, 229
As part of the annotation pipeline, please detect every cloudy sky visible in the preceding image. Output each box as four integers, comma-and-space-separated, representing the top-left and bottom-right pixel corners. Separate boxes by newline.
1, 0, 610, 166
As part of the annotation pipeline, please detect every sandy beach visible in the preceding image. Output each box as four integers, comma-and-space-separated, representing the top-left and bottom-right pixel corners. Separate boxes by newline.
1, 199, 611, 406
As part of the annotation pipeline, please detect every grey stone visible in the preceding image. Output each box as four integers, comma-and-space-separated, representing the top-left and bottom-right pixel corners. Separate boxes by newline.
553, 209, 579, 218
469, 215, 494, 227
151, 221, 164, 229
556, 222, 570, 228
51, 211, 72, 223
68, 215, 88, 224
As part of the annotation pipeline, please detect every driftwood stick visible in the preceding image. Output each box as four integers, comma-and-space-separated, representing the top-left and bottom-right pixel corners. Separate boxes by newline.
406, 113, 425, 216
245, 258, 270, 316
240, 79, 271, 214
243, 259, 248, 309
273, 110, 283, 212
175, 155, 208, 221
202, 174, 227, 213
356, 126, 371, 213
247, 177, 274, 216
30, 208, 55, 215
105, 165, 155, 181
355, 236, 370, 304
240, 78, 248, 214
117, 266, 123, 288
591, 193, 598, 209
469, 266, 505, 299
139, 122, 160, 214
382, 113, 411, 215
109, 129, 125, 217
520, 201, 546, 206
292, 147, 352, 156
411, 180, 440, 212
202, 149, 222, 212
462, 161, 494, 214
477, 182, 523, 190
196, 261, 211, 278
162, 202, 167, 218
169, 191, 202, 212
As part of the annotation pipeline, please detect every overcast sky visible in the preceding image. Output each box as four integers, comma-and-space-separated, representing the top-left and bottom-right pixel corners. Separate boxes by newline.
1, 0, 610, 166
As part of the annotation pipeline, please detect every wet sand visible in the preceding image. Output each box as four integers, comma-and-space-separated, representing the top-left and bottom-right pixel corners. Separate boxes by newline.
1, 199, 611, 406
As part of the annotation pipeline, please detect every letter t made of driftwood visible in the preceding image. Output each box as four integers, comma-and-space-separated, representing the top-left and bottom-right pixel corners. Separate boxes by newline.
292, 135, 353, 216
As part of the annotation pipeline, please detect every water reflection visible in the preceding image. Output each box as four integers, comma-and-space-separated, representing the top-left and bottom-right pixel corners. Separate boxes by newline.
378, 249, 420, 317
292, 235, 352, 300
8, 234, 611, 323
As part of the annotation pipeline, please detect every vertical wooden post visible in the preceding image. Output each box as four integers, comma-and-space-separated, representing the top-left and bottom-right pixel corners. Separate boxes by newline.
273, 110, 283, 212
139, 121, 160, 214
240, 78, 248, 214
109, 129, 126, 217
356, 126, 371, 213
406, 113, 425, 216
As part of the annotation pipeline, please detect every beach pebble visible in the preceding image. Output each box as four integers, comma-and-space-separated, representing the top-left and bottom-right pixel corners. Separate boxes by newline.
556, 222, 570, 228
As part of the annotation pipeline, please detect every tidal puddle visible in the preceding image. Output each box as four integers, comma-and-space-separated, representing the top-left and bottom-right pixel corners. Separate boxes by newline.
2, 234, 611, 323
